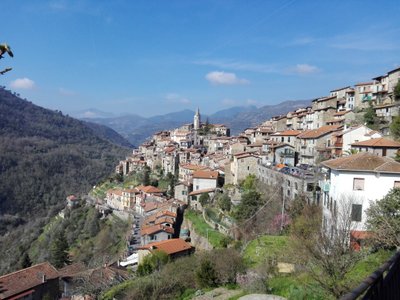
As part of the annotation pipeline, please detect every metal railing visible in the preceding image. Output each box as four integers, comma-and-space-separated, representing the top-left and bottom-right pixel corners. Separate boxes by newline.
341, 251, 400, 300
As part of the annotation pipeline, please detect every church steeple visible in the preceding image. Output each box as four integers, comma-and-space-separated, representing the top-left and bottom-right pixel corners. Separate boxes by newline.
194, 107, 201, 130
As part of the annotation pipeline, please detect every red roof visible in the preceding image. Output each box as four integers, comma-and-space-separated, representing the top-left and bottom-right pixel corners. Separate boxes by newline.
136, 185, 162, 194
351, 230, 372, 240
351, 137, 400, 148
140, 224, 174, 236
297, 125, 341, 139
0, 262, 59, 299
193, 170, 219, 180
140, 238, 194, 255
322, 152, 400, 173
179, 164, 207, 171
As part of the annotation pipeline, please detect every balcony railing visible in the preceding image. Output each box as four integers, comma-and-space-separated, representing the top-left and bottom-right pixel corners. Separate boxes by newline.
341, 251, 400, 300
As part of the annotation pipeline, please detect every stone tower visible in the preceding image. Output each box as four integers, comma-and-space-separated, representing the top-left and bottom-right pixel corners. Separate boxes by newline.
194, 107, 201, 130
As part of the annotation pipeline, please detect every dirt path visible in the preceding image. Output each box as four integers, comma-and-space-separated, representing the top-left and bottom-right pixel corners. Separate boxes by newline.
192, 287, 244, 300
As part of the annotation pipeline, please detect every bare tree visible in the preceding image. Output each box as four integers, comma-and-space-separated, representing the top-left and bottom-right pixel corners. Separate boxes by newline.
290, 196, 365, 298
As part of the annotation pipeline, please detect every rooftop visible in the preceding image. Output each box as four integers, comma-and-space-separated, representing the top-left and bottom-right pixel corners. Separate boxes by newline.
0, 262, 59, 299
297, 125, 341, 139
351, 137, 400, 148
271, 130, 302, 136
193, 170, 219, 179
322, 152, 400, 173
139, 238, 194, 255
141, 224, 174, 236
189, 187, 216, 196
136, 185, 163, 194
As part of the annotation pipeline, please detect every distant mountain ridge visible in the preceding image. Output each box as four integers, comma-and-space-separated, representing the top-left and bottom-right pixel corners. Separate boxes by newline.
82, 100, 311, 145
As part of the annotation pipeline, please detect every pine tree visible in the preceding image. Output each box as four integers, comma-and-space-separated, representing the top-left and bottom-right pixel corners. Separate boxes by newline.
142, 166, 151, 186
394, 80, 400, 101
21, 252, 32, 269
390, 115, 400, 140
196, 259, 218, 288
50, 230, 69, 268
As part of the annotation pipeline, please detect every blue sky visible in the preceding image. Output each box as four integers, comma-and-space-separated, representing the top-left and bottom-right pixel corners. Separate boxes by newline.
1, 0, 400, 117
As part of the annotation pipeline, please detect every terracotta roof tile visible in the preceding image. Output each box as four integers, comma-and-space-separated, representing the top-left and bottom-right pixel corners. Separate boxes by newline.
0, 262, 59, 299
139, 238, 194, 255
140, 224, 174, 236
322, 152, 400, 173
136, 185, 162, 194
192, 170, 219, 180
351, 137, 400, 148
155, 216, 175, 225
179, 164, 207, 171
297, 125, 341, 139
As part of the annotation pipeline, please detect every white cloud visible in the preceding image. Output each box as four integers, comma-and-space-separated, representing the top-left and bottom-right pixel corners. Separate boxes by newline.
10, 78, 35, 89
246, 99, 258, 105
82, 111, 97, 118
165, 93, 191, 104
205, 71, 249, 85
196, 60, 277, 74
289, 64, 320, 75
59, 87, 76, 96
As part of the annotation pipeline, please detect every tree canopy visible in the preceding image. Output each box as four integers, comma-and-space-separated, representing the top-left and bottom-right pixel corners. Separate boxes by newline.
366, 188, 400, 248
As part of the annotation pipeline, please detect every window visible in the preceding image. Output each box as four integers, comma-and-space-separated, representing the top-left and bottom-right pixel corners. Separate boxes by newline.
287, 190, 290, 196
287, 180, 290, 187
247, 166, 250, 170
295, 182, 298, 190
351, 204, 362, 222
353, 178, 365, 191
196, 185, 199, 190
394, 181, 400, 188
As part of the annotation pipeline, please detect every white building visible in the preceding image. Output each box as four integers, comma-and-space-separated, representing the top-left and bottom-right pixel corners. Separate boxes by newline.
341, 125, 382, 153
320, 153, 400, 235
192, 170, 219, 191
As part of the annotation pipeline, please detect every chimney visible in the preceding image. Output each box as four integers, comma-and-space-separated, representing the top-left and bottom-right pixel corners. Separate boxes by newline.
42, 274, 46, 283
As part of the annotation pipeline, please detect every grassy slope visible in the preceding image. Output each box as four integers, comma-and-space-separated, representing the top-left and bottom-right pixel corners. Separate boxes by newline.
242, 235, 394, 299
185, 210, 227, 248
243, 235, 290, 267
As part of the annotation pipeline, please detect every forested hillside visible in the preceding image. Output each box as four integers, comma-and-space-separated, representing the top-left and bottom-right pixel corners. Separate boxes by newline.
0, 87, 130, 274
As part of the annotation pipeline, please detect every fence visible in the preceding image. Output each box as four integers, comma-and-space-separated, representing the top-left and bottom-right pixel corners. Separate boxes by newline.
341, 251, 400, 300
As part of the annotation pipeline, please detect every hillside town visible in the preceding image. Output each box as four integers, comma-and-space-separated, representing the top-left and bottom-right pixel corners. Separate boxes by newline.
111, 65, 400, 247
1, 66, 400, 300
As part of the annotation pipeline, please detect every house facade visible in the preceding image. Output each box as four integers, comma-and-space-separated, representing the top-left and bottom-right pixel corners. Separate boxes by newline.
351, 137, 400, 158
320, 153, 400, 233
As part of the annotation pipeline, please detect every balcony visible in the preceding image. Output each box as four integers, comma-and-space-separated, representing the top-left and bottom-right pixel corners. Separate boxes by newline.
362, 95, 372, 102
319, 180, 330, 192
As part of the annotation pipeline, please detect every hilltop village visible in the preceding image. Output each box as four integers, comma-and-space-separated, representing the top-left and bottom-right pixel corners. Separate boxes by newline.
111, 66, 400, 242
1, 66, 400, 299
